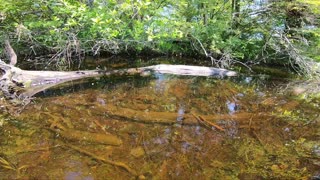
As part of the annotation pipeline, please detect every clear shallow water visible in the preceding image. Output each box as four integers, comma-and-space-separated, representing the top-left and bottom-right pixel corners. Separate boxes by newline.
0, 59, 319, 179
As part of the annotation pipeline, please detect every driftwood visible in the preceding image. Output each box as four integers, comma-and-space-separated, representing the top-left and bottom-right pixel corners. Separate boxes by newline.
0, 40, 237, 105
0, 61, 237, 105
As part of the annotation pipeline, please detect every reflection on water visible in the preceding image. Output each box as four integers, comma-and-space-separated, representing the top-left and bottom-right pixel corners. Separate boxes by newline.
0, 61, 320, 179
154, 72, 166, 94
226, 100, 238, 114
176, 105, 185, 125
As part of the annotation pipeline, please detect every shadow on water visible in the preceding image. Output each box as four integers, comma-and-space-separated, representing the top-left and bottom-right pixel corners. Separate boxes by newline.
0, 58, 320, 179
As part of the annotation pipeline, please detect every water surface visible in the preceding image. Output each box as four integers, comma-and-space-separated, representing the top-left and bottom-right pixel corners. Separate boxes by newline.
0, 58, 319, 179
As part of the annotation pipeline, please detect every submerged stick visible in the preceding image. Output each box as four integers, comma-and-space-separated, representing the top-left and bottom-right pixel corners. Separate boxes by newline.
198, 115, 225, 131
61, 142, 137, 176
191, 113, 225, 131
191, 113, 212, 129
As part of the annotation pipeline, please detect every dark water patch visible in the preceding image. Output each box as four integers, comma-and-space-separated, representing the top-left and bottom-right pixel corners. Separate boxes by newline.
34, 74, 156, 98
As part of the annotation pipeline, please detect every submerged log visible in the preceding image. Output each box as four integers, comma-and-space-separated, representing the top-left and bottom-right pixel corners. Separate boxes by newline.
0, 60, 237, 105
50, 128, 123, 146
90, 103, 272, 126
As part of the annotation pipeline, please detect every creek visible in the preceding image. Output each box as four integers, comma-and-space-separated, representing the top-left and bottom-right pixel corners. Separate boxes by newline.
0, 57, 319, 179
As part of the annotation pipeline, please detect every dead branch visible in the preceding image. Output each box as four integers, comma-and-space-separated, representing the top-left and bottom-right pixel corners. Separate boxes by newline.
263, 30, 318, 76
0, 60, 237, 106
4, 40, 17, 66
192, 113, 225, 131
191, 35, 218, 66
0, 40, 237, 107
190, 35, 252, 70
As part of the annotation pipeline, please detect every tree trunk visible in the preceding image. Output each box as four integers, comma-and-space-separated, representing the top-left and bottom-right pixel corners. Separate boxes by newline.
232, 0, 240, 28
0, 61, 237, 105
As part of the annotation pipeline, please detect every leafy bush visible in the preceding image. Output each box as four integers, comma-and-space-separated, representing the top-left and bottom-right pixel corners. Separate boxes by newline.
0, 0, 319, 74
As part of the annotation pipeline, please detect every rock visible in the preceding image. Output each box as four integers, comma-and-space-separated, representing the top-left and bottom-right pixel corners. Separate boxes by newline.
138, 175, 146, 180
271, 164, 280, 172
130, 146, 145, 158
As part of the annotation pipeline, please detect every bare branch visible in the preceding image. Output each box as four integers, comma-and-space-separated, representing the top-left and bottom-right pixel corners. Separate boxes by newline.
4, 40, 17, 66
190, 35, 218, 66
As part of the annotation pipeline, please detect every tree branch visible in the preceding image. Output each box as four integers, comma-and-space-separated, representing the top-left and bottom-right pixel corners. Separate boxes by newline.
4, 40, 17, 66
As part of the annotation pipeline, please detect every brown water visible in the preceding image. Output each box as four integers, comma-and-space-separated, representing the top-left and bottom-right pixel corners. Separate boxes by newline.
0, 59, 320, 179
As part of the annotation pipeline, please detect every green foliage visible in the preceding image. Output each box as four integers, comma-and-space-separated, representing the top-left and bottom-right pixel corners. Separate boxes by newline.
0, 0, 319, 73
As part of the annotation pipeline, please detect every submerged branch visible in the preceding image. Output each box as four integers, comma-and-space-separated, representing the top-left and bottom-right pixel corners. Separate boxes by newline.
91, 103, 271, 126
192, 113, 225, 131
49, 128, 123, 146
60, 142, 137, 176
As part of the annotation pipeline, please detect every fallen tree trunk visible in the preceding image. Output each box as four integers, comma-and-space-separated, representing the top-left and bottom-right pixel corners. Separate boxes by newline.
0, 60, 237, 105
